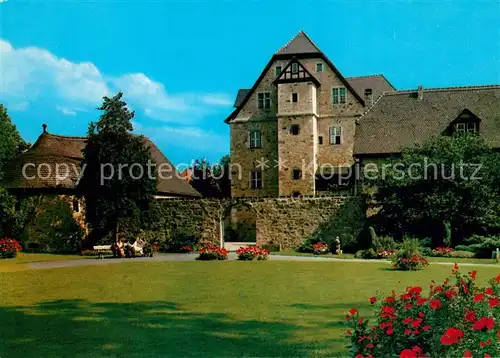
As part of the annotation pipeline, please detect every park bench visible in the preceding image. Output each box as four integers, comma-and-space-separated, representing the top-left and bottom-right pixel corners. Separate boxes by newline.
93, 245, 113, 259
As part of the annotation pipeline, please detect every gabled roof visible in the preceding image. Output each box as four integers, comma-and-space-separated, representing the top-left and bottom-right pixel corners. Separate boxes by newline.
273, 57, 321, 87
225, 31, 365, 123
346, 74, 396, 99
275, 31, 322, 55
2, 129, 201, 197
354, 85, 500, 156
233, 89, 251, 108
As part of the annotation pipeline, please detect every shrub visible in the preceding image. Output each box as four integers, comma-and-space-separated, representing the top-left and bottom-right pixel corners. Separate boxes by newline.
296, 237, 324, 253
355, 248, 379, 260
392, 238, 429, 271
345, 265, 500, 357
261, 243, 280, 252
236, 246, 269, 261
196, 243, 228, 261
458, 235, 500, 258
163, 228, 198, 253
432, 247, 454, 257
372, 235, 398, 251
0, 238, 22, 258
448, 250, 475, 259
312, 242, 329, 255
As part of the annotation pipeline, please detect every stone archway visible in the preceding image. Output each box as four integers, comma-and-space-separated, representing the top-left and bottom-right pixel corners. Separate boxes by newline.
222, 202, 257, 251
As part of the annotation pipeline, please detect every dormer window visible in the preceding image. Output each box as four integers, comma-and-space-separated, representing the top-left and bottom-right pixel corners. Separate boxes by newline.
257, 92, 271, 110
455, 122, 477, 134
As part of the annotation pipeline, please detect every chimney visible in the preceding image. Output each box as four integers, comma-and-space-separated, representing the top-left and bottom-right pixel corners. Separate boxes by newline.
42, 123, 47, 133
417, 85, 423, 100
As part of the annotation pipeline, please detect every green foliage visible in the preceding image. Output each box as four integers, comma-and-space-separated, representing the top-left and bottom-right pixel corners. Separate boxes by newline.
371, 235, 398, 251
162, 227, 198, 253
368, 226, 377, 242
456, 235, 500, 258
0, 187, 35, 240
0, 104, 29, 175
354, 248, 378, 259
189, 155, 231, 197
366, 134, 500, 244
398, 237, 421, 259
22, 195, 84, 253
392, 238, 428, 271
79, 93, 158, 243
448, 250, 475, 258
296, 237, 324, 253
261, 243, 280, 252
443, 220, 452, 247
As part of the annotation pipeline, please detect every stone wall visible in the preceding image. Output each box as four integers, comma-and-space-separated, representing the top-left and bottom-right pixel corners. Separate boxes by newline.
152, 196, 364, 250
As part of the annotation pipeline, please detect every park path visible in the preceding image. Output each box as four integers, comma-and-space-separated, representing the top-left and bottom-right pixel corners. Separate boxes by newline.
22, 253, 500, 271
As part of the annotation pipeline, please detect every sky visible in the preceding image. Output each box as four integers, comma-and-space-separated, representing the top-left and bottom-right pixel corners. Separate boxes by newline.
0, 0, 499, 165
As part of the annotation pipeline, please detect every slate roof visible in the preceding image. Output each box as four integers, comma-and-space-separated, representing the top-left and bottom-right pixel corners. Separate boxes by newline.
2, 130, 201, 197
233, 89, 250, 108
354, 85, 500, 156
346, 74, 396, 100
275, 31, 322, 55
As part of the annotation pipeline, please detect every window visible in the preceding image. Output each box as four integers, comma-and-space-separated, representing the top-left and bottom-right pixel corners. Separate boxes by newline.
249, 130, 262, 148
250, 170, 263, 189
72, 199, 80, 213
291, 62, 299, 74
292, 169, 302, 180
257, 92, 271, 110
275, 66, 282, 77
332, 87, 347, 104
364, 88, 373, 97
455, 122, 477, 134
318, 136, 323, 145
329, 126, 342, 145
292, 93, 298, 103
290, 124, 299, 135
316, 62, 323, 72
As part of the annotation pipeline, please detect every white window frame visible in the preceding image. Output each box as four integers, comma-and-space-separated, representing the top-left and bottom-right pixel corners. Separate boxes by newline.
455, 122, 477, 134
332, 87, 347, 104
291, 92, 299, 103
316, 62, 323, 73
249, 130, 262, 149
329, 125, 342, 145
250, 170, 263, 189
257, 92, 271, 110
291, 62, 299, 74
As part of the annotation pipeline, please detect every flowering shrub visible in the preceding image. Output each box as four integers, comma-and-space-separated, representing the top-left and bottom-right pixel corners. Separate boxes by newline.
432, 247, 454, 257
0, 238, 22, 259
345, 265, 500, 357
236, 246, 269, 261
378, 249, 397, 259
392, 255, 430, 271
312, 242, 329, 255
196, 243, 228, 261
181, 245, 193, 253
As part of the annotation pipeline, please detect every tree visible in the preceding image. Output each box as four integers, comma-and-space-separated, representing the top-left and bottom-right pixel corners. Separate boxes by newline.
0, 104, 33, 239
79, 93, 158, 244
189, 155, 231, 197
365, 134, 500, 246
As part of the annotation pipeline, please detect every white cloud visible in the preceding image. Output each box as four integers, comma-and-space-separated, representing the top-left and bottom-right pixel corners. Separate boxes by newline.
200, 94, 233, 106
56, 105, 77, 116
0, 39, 232, 123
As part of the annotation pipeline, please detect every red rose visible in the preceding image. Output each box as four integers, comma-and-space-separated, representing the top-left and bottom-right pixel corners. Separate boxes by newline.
430, 299, 442, 310
465, 311, 476, 322
349, 308, 358, 315
474, 294, 485, 303
400, 349, 417, 358
369, 297, 377, 304
440, 327, 464, 345
472, 317, 495, 331
496, 274, 500, 283
422, 325, 431, 331
485, 287, 494, 295
416, 298, 427, 306
463, 350, 472, 358
470, 270, 477, 280
489, 297, 499, 308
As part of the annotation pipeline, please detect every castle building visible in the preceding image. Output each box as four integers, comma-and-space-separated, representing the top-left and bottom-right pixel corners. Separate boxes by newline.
225, 31, 500, 198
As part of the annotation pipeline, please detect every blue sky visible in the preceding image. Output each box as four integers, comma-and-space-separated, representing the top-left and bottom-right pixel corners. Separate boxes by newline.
1, 0, 499, 165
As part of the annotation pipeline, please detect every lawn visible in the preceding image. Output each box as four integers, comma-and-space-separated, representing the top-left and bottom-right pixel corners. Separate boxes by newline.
0, 253, 84, 273
0, 261, 499, 357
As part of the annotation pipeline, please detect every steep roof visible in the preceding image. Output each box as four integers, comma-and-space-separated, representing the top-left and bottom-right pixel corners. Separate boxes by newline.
225, 31, 366, 123
346, 74, 396, 100
354, 85, 500, 156
2, 130, 201, 197
275, 31, 322, 55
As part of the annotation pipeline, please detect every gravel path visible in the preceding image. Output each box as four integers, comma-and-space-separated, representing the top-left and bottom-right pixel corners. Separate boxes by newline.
23, 253, 500, 270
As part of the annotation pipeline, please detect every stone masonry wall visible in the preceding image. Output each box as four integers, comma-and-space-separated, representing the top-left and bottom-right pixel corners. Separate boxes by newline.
153, 196, 362, 250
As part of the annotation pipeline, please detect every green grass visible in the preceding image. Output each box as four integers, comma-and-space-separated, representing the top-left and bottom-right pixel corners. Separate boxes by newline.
273, 250, 356, 259
0, 253, 84, 272
1, 261, 499, 357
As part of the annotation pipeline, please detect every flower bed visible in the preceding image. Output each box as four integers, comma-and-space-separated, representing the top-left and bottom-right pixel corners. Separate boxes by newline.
432, 247, 454, 257
345, 265, 500, 357
196, 243, 228, 261
0, 238, 22, 259
378, 249, 397, 259
392, 255, 429, 271
236, 246, 269, 261
312, 243, 329, 255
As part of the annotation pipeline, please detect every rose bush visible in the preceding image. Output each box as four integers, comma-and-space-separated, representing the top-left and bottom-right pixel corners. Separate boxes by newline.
345, 265, 500, 357
392, 255, 430, 271
236, 246, 269, 261
312, 242, 329, 255
0, 238, 22, 258
432, 247, 454, 257
196, 243, 228, 261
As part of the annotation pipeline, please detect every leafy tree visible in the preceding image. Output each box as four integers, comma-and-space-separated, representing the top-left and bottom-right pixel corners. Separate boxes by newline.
79, 93, 157, 244
189, 155, 231, 197
365, 134, 500, 246
0, 104, 28, 175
